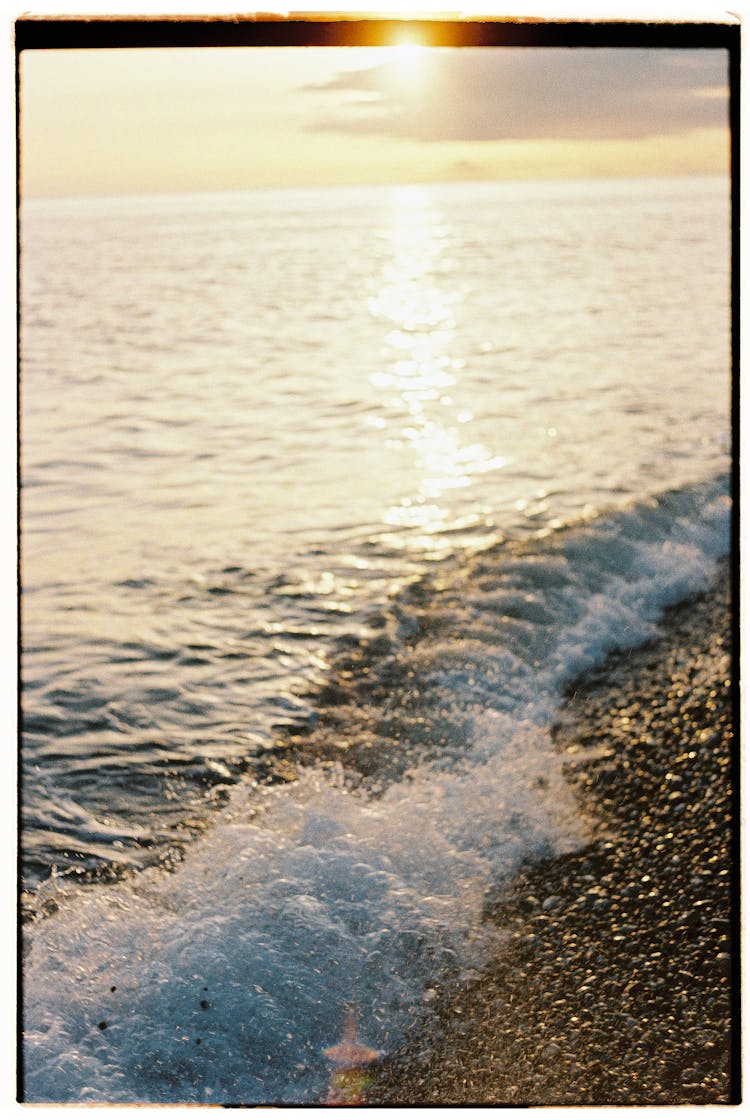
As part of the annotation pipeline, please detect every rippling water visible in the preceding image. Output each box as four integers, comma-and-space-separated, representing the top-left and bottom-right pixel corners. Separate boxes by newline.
20, 175, 731, 1103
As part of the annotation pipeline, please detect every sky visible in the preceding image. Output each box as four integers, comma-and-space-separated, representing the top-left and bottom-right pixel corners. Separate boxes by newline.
18, 37, 730, 198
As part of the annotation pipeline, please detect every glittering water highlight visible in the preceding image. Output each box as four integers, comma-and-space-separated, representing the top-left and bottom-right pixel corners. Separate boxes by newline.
20, 174, 731, 1103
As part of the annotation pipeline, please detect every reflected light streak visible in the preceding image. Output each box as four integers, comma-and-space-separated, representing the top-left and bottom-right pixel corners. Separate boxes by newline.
370, 187, 506, 541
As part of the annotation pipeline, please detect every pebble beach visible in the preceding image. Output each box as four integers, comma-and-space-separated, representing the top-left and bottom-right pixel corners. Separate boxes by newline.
369, 558, 738, 1106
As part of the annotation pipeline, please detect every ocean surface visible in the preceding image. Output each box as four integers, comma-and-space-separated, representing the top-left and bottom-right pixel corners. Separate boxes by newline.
20, 175, 732, 1103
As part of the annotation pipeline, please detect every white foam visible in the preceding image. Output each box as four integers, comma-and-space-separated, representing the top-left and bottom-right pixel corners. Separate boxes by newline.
23, 475, 731, 1104
24, 718, 585, 1105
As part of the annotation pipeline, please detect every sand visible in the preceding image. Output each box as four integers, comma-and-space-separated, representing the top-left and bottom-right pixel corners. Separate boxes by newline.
368, 558, 738, 1105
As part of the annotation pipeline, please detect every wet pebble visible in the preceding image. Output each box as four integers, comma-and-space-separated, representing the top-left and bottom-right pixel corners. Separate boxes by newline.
369, 563, 734, 1107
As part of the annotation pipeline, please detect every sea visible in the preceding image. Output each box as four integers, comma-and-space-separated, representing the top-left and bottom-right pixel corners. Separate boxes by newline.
20, 175, 732, 1104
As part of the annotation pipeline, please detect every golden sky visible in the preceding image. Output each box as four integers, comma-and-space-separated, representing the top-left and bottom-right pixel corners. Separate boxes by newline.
19, 42, 729, 198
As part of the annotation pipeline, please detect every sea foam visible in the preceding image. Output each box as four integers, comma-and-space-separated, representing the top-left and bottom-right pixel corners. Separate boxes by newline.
23, 475, 731, 1104
24, 722, 584, 1104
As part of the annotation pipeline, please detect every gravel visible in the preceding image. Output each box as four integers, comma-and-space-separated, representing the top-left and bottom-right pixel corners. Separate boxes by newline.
368, 559, 738, 1105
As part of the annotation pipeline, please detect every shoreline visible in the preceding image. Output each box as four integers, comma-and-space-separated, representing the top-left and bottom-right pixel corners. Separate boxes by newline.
368, 558, 737, 1105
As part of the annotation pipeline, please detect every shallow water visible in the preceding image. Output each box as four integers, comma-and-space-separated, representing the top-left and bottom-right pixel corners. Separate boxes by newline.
20, 174, 732, 1103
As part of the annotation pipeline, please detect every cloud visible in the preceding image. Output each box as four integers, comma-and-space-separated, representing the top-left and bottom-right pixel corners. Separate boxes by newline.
302, 49, 728, 142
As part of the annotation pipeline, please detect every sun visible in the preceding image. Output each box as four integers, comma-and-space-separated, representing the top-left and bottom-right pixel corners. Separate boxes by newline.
391, 32, 428, 59
383, 31, 431, 87
390, 30, 429, 62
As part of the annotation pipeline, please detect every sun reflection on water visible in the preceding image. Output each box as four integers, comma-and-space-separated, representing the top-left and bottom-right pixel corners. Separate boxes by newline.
368, 186, 506, 547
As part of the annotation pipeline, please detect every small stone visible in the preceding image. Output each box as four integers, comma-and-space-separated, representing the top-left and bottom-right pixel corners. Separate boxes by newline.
542, 895, 562, 912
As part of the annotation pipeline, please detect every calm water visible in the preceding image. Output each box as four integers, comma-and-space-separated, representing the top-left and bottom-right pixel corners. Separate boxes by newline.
21, 176, 731, 1103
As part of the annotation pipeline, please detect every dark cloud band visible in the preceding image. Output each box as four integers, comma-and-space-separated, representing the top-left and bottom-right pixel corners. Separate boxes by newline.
303, 48, 728, 142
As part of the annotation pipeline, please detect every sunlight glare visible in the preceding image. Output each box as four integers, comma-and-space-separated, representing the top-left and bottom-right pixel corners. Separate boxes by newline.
369, 187, 506, 548
383, 32, 430, 89
391, 35, 428, 62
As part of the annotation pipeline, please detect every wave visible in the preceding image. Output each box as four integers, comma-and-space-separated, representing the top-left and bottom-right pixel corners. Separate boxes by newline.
272, 472, 731, 783
22, 473, 731, 1103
